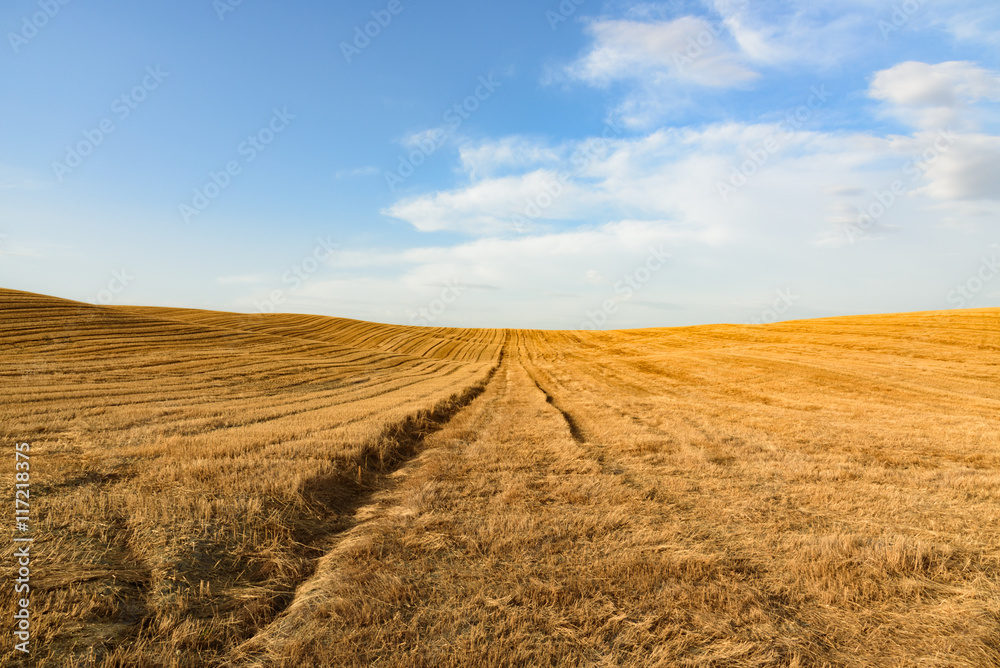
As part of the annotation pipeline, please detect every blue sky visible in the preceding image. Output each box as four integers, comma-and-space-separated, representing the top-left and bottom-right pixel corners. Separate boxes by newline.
1, 0, 998, 328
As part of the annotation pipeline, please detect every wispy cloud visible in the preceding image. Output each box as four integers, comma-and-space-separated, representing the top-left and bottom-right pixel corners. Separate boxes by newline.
386, 56, 1000, 258
564, 15, 759, 127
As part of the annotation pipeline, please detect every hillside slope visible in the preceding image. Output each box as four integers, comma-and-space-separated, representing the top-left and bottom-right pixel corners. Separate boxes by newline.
1, 289, 998, 666
0, 289, 504, 665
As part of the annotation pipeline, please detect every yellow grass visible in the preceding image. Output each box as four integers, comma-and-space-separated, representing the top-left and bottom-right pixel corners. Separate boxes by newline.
1, 287, 998, 666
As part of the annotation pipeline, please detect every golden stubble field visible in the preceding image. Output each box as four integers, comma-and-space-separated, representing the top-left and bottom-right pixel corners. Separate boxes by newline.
1, 287, 998, 667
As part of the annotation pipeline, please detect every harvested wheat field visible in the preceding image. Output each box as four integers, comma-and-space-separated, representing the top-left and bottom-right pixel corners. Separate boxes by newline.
1, 286, 999, 667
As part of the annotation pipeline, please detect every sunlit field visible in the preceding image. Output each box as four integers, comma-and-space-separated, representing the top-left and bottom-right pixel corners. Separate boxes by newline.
2, 288, 999, 666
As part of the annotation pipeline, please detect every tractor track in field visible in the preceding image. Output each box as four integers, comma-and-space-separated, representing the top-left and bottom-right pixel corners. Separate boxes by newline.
519, 352, 654, 495
89, 348, 507, 667
226, 346, 508, 666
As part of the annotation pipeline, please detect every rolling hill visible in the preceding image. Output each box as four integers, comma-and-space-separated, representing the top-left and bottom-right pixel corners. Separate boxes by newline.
1, 288, 998, 666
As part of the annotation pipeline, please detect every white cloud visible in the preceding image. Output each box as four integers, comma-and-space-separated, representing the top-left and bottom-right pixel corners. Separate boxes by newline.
458, 137, 563, 180
382, 169, 598, 235
361, 9, 1000, 326
709, 0, 875, 68
563, 15, 759, 128
915, 133, 1000, 200
863, 62, 1000, 203
932, 4, 1000, 45
253, 111, 1000, 327
385, 122, 887, 246
570, 16, 758, 88
705, 1, 1000, 68
383, 106, 1000, 259
401, 128, 446, 150
711, 0, 794, 65
269, 220, 694, 328
869, 61, 1000, 130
